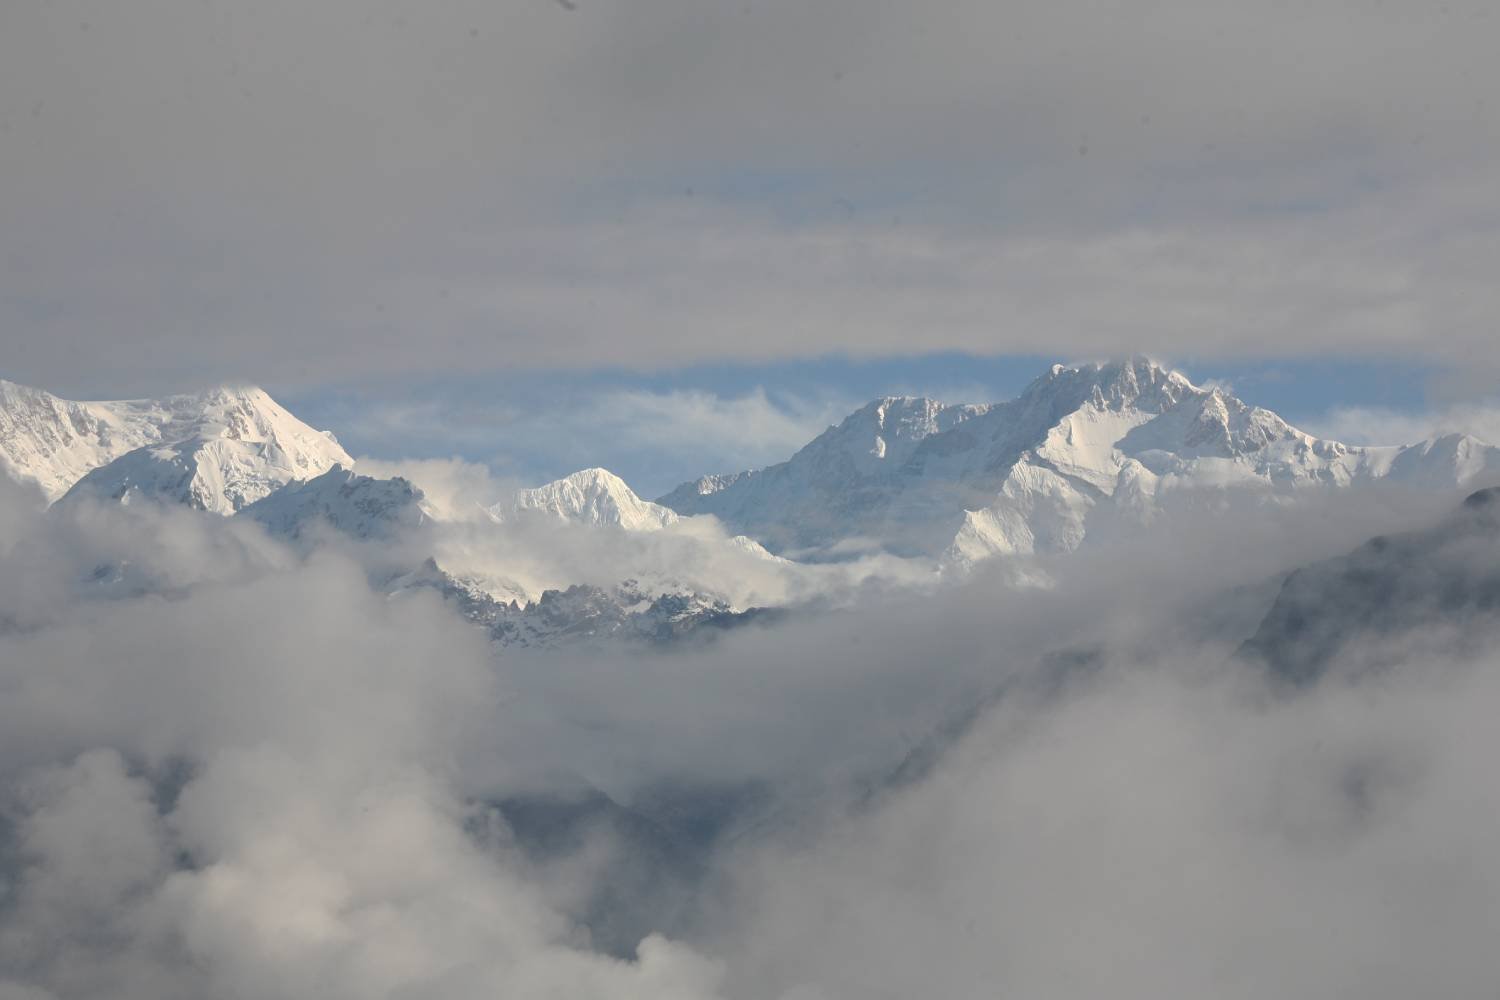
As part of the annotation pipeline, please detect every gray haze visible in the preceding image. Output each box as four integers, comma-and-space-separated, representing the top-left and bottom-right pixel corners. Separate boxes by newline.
3, 1, 1499, 393
4, 468, 1500, 996
5, 6, 1500, 992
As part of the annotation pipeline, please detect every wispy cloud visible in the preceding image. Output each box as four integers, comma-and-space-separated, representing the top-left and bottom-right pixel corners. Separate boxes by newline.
340, 385, 850, 499
579, 388, 847, 477
1306, 400, 1500, 447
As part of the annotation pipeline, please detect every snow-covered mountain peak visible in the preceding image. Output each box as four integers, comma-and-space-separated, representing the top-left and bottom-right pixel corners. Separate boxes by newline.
793, 395, 993, 480
173, 383, 346, 454
0, 381, 164, 500
659, 357, 1500, 567
0, 378, 350, 505
1019, 357, 1194, 417
239, 465, 432, 541
492, 468, 679, 531
21, 381, 353, 515
59, 424, 351, 516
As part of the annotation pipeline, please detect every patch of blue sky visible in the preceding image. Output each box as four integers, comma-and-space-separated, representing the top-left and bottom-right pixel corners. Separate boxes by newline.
277, 352, 1449, 499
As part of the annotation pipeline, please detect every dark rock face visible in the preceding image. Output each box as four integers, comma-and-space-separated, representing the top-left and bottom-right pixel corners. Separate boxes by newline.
1240, 487, 1500, 684
488, 781, 770, 958
388, 560, 782, 650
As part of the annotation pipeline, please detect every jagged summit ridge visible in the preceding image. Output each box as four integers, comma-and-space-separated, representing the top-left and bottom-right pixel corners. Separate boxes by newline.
0, 379, 350, 507
1, 380, 239, 499
39, 383, 351, 514
10, 360, 1500, 576
657, 357, 1500, 565
1019, 357, 1194, 414
654, 358, 1202, 556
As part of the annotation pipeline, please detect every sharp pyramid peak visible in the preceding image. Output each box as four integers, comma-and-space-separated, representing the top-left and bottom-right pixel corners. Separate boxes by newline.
566, 466, 627, 481
185, 383, 283, 409
544, 467, 642, 493
501, 466, 676, 530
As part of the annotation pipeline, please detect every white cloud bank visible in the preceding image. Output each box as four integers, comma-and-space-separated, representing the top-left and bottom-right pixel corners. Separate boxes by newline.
0, 482, 730, 999
1, 455, 1498, 998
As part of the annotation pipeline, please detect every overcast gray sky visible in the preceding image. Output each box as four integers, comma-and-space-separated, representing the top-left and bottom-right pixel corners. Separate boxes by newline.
3, 0, 1498, 396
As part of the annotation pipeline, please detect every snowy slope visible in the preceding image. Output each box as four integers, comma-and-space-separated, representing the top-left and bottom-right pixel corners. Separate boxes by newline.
239, 466, 433, 541
659, 395, 995, 555
658, 358, 1500, 566
0, 380, 218, 501
490, 468, 679, 531
54, 386, 351, 514
1, 380, 351, 508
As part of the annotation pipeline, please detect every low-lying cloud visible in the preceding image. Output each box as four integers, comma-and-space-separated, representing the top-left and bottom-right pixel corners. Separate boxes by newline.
1310, 400, 1500, 448
1, 470, 1497, 998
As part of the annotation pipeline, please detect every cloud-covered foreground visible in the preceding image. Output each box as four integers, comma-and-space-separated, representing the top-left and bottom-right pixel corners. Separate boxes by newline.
719, 643, 1500, 998
2, 473, 1499, 998
0, 477, 726, 999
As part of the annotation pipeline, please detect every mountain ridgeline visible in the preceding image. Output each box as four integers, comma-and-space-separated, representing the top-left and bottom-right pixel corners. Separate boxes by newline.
0, 380, 351, 512
655, 358, 1500, 563
4, 358, 1500, 652
1240, 486, 1500, 685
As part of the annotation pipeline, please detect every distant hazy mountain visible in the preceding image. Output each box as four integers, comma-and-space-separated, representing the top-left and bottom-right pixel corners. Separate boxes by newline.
1241, 486, 1500, 684
659, 358, 1500, 564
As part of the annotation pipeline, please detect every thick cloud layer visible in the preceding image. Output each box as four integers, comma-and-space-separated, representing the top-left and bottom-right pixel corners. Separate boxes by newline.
3, 1, 1498, 392
0, 493, 729, 999
1, 471, 1497, 997
717, 645, 1500, 999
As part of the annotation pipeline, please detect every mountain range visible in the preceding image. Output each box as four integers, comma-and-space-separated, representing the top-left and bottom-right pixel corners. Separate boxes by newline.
5, 358, 1499, 643
8, 361, 1498, 986
657, 358, 1500, 564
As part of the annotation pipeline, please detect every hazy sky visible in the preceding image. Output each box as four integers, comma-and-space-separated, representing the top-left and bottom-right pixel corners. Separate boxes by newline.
280, 353, 1447, 497
3, 0, 1498, 405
